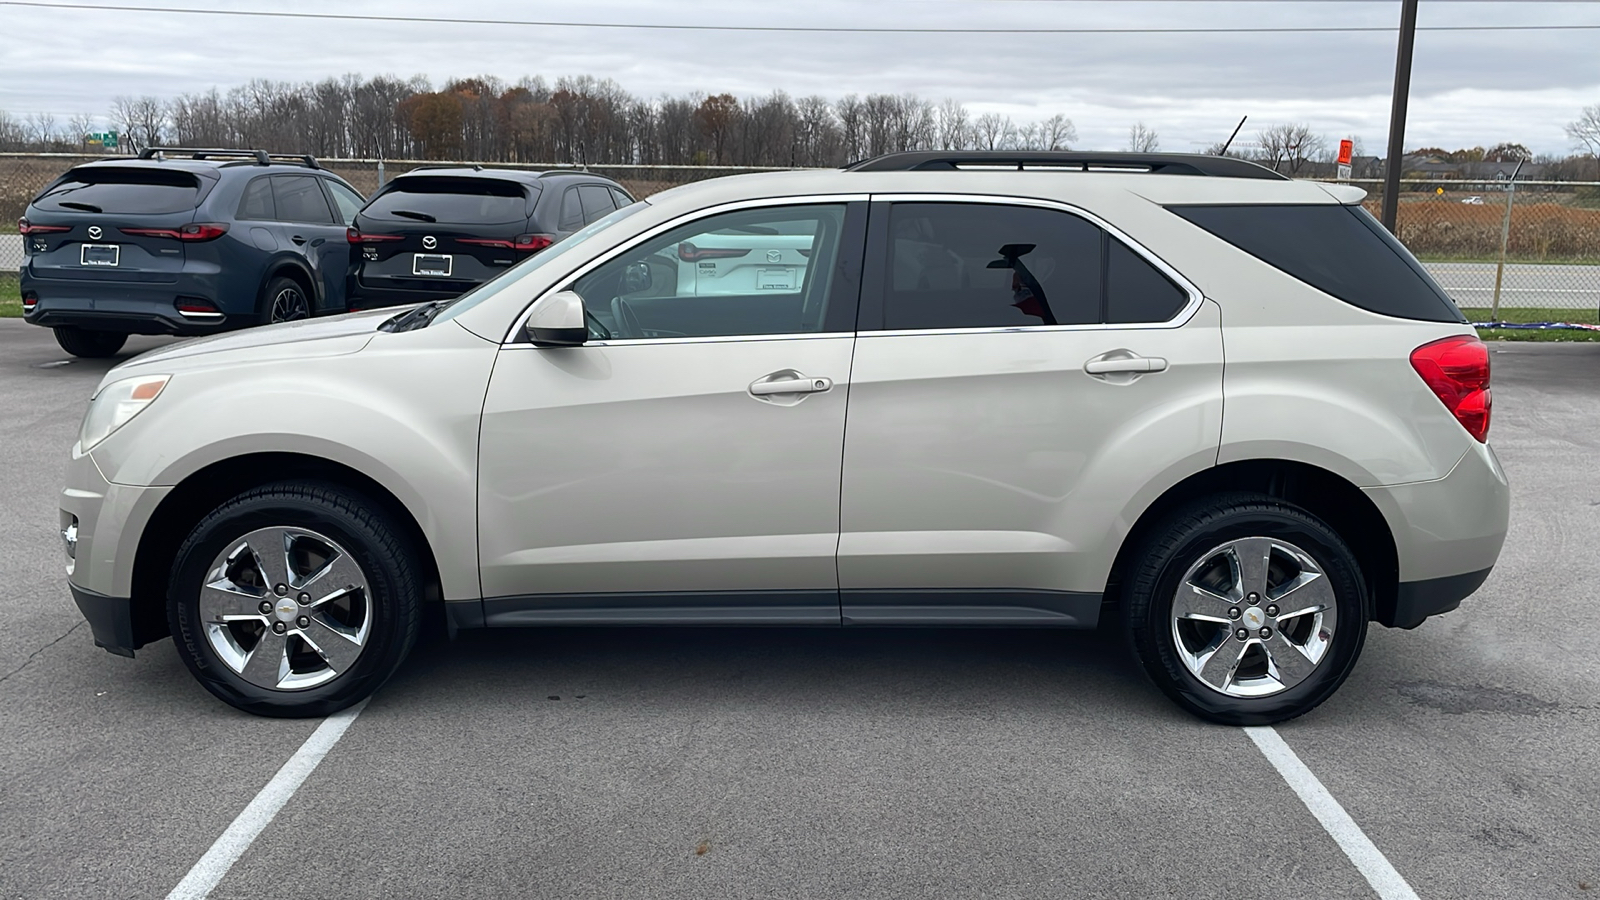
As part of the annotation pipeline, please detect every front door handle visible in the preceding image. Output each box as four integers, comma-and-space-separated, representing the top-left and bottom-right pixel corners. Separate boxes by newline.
1084, 353, 1168, 375
750, 375, 833, 396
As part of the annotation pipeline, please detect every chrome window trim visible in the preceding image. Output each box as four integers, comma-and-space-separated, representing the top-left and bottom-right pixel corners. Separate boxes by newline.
865, 192, 1204, 332
580, 331, 855, 348
505, 193, 871, 345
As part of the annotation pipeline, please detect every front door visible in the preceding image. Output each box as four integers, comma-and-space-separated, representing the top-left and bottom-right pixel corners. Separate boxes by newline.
838, 198, 1224, 625
476, 199, 867, 624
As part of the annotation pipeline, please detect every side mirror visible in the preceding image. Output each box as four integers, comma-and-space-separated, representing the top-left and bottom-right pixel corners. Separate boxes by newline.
525, 290, 587, 346
622, 261, 653, 295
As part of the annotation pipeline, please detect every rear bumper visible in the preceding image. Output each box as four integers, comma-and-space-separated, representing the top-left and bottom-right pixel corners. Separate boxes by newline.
21, 269, 243, 335
1388, 567, 1492, 629
349, 276, 475, 309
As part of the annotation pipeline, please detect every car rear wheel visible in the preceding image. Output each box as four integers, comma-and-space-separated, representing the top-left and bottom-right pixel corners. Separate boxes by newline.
53, 326, 127, 358
263, 275, 311, 324
1122, 494, 1368, 725
167, 482, 422, 717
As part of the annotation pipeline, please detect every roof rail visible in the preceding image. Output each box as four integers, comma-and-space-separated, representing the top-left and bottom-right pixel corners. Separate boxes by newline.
137, 147, 321, 169
844, 151, 1288, 181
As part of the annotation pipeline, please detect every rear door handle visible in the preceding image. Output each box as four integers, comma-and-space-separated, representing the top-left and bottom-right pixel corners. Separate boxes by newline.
750, 375, 833, 396
1084, 354, 1168, 375
290, 234, 307, 246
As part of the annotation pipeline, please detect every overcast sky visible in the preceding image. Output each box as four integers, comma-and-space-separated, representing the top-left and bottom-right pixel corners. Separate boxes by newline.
1, 0, 1597, 156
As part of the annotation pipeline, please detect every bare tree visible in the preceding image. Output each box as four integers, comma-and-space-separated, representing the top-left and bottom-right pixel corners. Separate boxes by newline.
26, 112, 59, 147
110, 95, 166, 152
1566, 104, 1600, 178
974, 112, 1012, 151
1255, 122, 1325, 175
68, 112, 96, 150
1038, 113, 1075, 151
1127, 122, 1159, 153
936, 99, 970, 150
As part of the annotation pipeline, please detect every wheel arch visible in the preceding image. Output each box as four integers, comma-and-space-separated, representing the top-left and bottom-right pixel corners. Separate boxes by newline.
260, 258, 320, 315
1105, 459, 1401, 627
128, 452, 446, 646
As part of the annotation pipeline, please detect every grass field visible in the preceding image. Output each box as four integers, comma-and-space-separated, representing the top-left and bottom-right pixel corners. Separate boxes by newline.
0, 274, 19, 317
1461, 305, 1600, 341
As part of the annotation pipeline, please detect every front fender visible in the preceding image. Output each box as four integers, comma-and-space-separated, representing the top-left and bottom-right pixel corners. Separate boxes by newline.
88, 321, 498, 601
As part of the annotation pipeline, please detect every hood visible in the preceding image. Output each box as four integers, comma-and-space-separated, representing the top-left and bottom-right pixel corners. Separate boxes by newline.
121, 307, 402, 368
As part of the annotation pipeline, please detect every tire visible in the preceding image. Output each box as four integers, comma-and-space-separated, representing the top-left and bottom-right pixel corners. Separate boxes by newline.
53, 326, 127, 358
167, 482, 422, 717
1122, 493, 1369, 725
261, 274, 312, 325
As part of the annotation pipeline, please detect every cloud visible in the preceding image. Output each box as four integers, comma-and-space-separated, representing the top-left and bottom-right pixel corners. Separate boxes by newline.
0, 0, 1595, 154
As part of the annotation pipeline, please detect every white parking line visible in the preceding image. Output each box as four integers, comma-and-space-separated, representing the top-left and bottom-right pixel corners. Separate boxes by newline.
1244, 726, 1420, 900
164, 699, 369, 900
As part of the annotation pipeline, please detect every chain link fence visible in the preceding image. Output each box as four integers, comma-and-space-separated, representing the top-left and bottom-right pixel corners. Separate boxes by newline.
4, 153, 1597, 325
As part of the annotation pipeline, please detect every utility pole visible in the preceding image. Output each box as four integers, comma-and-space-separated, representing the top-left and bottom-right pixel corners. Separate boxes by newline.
1381, 0, 1419, 232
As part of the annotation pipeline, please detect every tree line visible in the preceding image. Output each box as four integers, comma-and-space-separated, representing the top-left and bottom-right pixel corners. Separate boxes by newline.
0, 73, 1596, 179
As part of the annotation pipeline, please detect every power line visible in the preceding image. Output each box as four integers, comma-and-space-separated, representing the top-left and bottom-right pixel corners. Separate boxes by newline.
2, 1, 1599, 34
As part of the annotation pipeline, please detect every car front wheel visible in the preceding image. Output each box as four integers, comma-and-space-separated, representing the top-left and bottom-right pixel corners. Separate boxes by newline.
1123, 494, 1369, 725
167, 482, 422, 717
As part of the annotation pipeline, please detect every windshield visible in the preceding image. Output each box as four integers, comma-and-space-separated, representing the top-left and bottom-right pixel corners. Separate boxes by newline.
432, 200, 649, 324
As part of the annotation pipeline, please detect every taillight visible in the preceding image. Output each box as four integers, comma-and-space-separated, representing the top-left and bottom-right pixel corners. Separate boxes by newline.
678, 242, 750, 262
174, 297, 222, 317
21, 292, 38, 312
119, 223, 228, 241
18, 218, 69, 235
347, 227, 404, 243
458, 234, 555, 253
1410, 335, 1491, 442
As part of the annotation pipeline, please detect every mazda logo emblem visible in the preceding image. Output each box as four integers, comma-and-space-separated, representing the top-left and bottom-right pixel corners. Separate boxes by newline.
422, 236, 437, 249
87, 225, 102, 240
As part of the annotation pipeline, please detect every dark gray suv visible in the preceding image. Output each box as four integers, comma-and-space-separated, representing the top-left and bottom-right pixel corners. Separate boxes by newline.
19, 148, 366, 357
346, 167, 634, 310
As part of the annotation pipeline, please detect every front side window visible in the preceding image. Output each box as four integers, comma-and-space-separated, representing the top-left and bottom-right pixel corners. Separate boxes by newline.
882, 203, 1102, 329
271, 175, 336, 224
571, 203, 849, 340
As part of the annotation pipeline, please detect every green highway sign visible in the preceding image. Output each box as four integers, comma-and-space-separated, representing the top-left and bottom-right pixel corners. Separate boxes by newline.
86, 132, 118, 149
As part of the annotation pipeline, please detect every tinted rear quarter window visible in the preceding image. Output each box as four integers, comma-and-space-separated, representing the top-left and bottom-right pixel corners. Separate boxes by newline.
559, 188, 584, 231
237, 176, 275, 220
1107, 240, 1187, 324
35, 167, 204, 215
365, 176, 531, 225
1170, 203, 1464, 323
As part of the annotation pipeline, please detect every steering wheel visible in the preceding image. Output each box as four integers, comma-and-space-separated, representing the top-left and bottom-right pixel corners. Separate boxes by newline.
610, 297, 644, 339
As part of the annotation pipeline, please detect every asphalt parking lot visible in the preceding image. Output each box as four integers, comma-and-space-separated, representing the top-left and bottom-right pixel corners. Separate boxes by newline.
1, 319, 1597, 899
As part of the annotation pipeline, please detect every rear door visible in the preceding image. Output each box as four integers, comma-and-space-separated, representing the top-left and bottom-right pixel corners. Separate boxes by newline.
838, 197, 1223, 624
270, 175, 347, 308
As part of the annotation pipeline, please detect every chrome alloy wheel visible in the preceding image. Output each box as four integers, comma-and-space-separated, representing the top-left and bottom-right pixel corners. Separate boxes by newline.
269, 285, 310, 323
1170, 536, 1337, 698
199, 527, 372, 691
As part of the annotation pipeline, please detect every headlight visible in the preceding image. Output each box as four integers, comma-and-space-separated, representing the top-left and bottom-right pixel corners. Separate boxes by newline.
80, 374, 171, 451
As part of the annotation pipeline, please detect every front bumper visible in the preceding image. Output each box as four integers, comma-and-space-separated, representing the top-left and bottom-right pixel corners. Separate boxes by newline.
61, 448, 173, 655
70, 584, 158, 658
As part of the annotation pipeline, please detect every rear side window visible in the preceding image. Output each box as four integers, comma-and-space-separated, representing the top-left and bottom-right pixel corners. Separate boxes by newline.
1169, 204, 1464, 323
882, 202, 1104, 329
578, 185, 616, 223
34, 167, 203, 215
611, 187, 634, 209
237, 176, 275, 220
365, 176, 531, 225
324, 181, 364, 224
272, 175, 337, 224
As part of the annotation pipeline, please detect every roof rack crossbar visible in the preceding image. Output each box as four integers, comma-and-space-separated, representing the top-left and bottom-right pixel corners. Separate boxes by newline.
844, 151, 1288, 181
136, 147, 320, 168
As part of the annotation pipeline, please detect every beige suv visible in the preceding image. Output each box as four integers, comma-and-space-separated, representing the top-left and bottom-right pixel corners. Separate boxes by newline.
60, 152, 1509, 724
